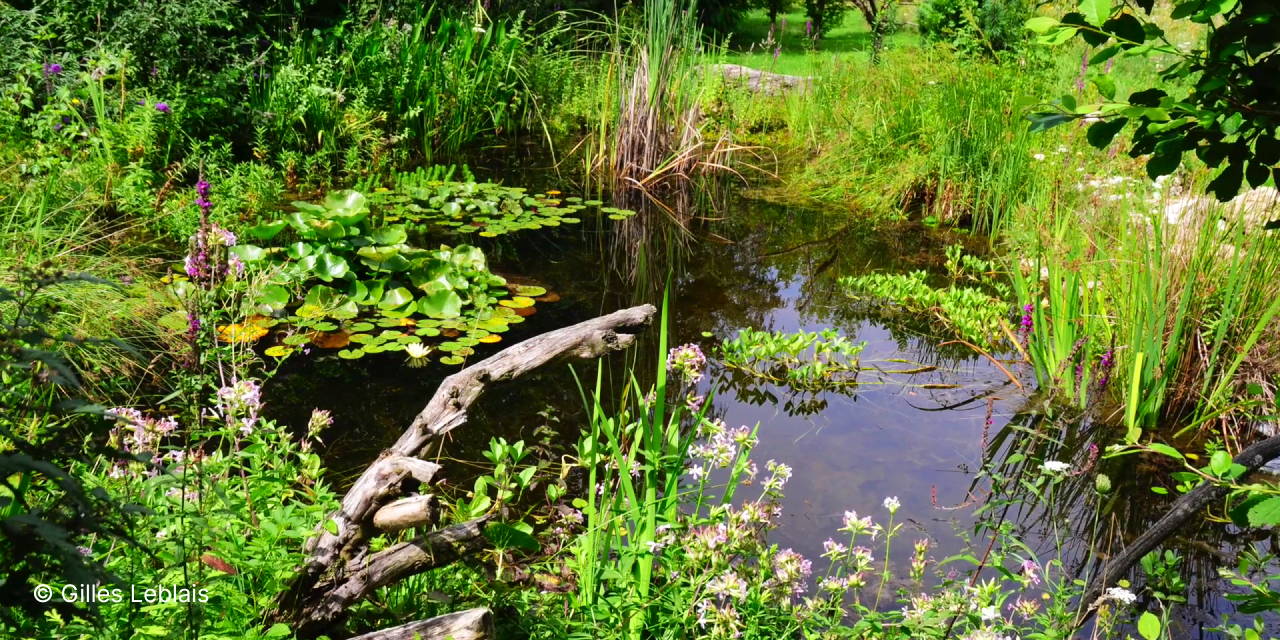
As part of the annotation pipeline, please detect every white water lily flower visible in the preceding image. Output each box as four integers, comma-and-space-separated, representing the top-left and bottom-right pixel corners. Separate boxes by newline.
404, 343, 432, 368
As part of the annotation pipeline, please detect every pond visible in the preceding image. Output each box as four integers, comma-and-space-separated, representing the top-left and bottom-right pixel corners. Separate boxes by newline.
262, 156, 1271, 637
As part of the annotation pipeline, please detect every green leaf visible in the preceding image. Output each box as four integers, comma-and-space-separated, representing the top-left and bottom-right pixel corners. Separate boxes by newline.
1246, 496, 1280, 527
483, 521, 540, 553
379, 287, 415, 309
1025, 16, 1060, 33
1027, 112, 1074, 132
369, 225, 408, 245
418, 289, 463, 318
1078, 0, 1111, 26
265, 623, 292, 638
313, 254, 349, 282
1137, 611, 1161, 640
1146, 152, 1181, 179
229, 244, 266, 262
1209, 161, 1244, 202
1087, 117, 1129, 149
1092, 75, 1116, 100
324, 519, 339, 535
1209, 450, 1232, 476
1146, 443, 1184, 460
247, 220, 287, 240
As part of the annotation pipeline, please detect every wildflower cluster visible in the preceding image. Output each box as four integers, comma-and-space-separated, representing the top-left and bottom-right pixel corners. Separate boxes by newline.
106, 407, 178, 457
216, 378, 262, 435
667, 342, 707, 384
183, 180, 243, 288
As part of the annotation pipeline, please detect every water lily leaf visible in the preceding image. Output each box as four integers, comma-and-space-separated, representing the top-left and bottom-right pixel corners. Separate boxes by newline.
258, 284, 291, 310
247, 220, 288, 240
304, 284, 345, 308
513, 285, 547, 297
478, 334, 502, 343
349, 333, 373, 344
418, 288, 463, 318
357, 246, 412, 272
230, 244, 266, 262
499, 296, 535, 309
350, 279, 387, 305
379, 287, 415, 309
337, 348, 365, 359
264, 345, 294, 358
283, 333, 312, 346
584, 200, 603, 206
286, 242, 314, 260
313, 254, 350, 281
348, 321, 375, 332
294, 304, 325, 319
380, 301, 417, 318
311, 321, 338, 332
440, 355, 465, 365
415, 327, 441, 337
369, 225, 408, 245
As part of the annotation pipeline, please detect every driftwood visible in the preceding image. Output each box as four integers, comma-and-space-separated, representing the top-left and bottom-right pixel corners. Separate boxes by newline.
1077, 433, 1280, 624
706, 63, 812, 95
275, 304, 657, 637
346, 607, 494, 640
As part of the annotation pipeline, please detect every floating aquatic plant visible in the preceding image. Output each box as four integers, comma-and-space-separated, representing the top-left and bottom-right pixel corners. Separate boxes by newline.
229, 190, 544, 363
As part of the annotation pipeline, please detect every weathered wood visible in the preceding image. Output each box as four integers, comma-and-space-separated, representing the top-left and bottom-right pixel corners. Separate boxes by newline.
276, 304, 656, 636
372, 494, 437, 533
346, 608, 494, 640
1077, 433, 1280, 625
293, 518, 492, 637
705, 63, 812, 95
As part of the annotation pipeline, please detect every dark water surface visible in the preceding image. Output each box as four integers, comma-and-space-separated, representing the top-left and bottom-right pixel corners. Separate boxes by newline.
263, 160, 1274, 637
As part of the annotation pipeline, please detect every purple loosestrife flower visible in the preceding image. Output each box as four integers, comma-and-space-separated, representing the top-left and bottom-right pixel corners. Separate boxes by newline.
154, 102, 171, 114
805, 20, 813, 37
43, 62, 63, 76
1095, 348, 1115, 390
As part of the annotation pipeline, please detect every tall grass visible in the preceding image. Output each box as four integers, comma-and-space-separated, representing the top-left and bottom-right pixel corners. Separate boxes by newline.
251, 3, 571, 176
578, 0, 744, 196
1008, 175, 1280, 436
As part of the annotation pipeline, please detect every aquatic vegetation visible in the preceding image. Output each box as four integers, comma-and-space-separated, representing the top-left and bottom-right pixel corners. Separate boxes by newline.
841, 245, 1013, 348
367, 166, 636, 238
232, 190, 532, 363
720, 327, 870, 388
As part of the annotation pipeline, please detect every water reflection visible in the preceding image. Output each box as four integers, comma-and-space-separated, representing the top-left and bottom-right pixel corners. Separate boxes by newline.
261, 178, 1270, 635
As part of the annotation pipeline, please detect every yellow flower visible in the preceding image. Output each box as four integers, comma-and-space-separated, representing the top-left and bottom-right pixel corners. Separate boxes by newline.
71, 98, 81, 106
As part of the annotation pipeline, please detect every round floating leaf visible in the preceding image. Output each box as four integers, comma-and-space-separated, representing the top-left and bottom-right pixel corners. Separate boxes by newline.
264, 345, 294, 358
283, 333, 313, 346
513, 285, 547, 297
349, 333, 374, 344
499, 296, 535, 309
348, 321, 375, 332
311, 321, 338, 332
440, 355, 465, 365
478, 334, 502, 343
415, 327, 441, 337
337, 348, 365, 359
584, 199, 603, 206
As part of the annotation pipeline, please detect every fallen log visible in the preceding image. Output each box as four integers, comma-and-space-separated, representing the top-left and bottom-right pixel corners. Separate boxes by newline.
292, 518, 492, 637
346, 607, 494, 640
372, 494, 438, 533
1076, 433, 1280, 625
274, 304, 657, 636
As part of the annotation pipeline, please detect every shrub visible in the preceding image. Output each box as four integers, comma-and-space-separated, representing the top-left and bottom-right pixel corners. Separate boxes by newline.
918, 0, 1032, 53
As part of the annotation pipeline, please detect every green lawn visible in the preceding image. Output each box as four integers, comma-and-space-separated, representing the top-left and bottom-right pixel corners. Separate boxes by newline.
718, 7, 920, 75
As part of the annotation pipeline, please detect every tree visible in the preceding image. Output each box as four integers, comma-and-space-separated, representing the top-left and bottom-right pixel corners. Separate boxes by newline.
804, 0, 848, 39
1028, 0, 1280, 203
850, 0, 896, 62
757, 0, 793, 27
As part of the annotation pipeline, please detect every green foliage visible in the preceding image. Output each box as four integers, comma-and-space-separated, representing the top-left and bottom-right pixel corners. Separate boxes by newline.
0, 268, 140, 628
919, 0, 1033, 53
841, 245, 1012, 347
366, 167, 634, 238
719, 327, 870, 389
1028, 0, 1280, 203
235, 189, 527, 363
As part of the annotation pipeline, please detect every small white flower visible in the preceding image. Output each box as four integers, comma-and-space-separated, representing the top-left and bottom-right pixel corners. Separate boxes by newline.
1103, 586, 1137, 605
980, 605, 999, 621
883, 496, 901, 514
1032, 153, 1046, 161
1041, 460, 1071, 474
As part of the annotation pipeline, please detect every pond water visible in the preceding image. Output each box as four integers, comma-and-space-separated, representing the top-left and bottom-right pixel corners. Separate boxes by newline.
262, 155, 1273, 637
